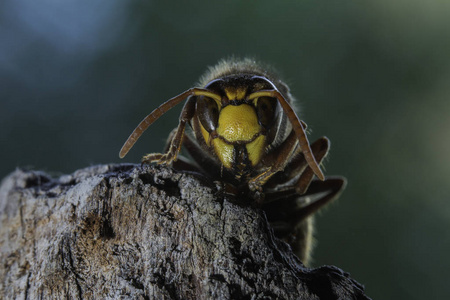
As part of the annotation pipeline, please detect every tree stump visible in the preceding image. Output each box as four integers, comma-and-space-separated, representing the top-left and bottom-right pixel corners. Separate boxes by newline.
0, 164, 370, 299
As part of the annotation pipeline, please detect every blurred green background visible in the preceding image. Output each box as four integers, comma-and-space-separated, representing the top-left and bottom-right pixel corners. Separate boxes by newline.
1, 1, 449, 299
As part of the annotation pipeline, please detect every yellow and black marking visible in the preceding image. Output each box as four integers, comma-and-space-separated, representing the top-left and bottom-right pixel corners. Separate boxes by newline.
195, 77, 277, 180
119, 58, 346, 266
211, 102, 265, 172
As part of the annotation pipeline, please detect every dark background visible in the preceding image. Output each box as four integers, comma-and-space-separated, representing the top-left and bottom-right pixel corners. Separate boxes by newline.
1, 1, 449, 299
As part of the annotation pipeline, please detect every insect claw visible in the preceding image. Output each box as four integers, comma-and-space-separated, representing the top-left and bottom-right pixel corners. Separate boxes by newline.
142, 153, 162, 164
248, 180, 263, 193
142, 152, 179, 167
251, 188, 265, 204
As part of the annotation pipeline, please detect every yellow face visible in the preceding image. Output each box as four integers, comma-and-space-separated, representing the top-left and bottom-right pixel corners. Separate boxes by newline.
212, 104, 266, 169
197, 85, 271, 173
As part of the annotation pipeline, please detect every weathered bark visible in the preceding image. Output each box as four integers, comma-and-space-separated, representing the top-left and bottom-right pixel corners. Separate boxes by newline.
0, 164, 370, 299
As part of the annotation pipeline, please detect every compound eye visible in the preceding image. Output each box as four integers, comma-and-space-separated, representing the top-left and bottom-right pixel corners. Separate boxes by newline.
256, 96, 278, 129
197, 96, 220, 133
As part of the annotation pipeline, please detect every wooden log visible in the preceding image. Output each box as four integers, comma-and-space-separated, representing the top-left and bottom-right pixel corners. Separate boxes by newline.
0, 164, 370, 299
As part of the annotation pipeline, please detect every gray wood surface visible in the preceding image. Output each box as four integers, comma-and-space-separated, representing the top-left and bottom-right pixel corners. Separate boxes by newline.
0, 164, 369, 299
